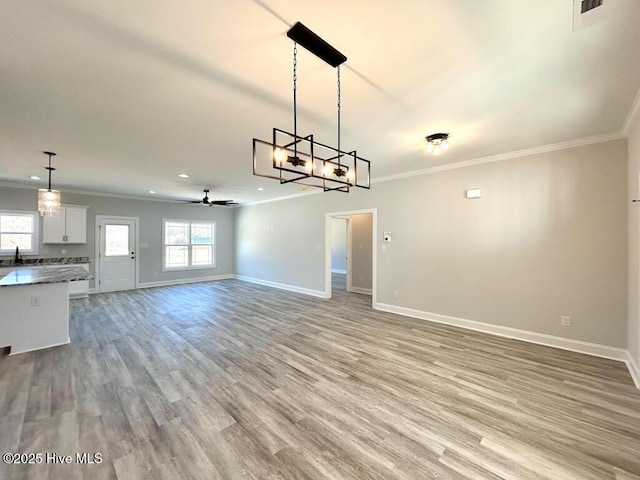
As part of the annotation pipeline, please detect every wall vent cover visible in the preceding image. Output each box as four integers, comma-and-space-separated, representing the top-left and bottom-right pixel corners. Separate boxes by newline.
581, 0, 603, 14
573, 0, 607, 31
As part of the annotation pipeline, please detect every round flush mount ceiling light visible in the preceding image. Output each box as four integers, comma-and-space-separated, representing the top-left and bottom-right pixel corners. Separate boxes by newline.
178, 173, 189, 178
425, 133, 449, 155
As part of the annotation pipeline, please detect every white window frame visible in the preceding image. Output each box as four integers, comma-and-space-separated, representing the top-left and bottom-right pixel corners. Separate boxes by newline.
162, 218, 216, 271
0, 210, 40, 256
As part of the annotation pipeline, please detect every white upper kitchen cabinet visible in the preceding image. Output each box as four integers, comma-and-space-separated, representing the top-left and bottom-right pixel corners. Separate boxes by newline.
42, 205, 88, 244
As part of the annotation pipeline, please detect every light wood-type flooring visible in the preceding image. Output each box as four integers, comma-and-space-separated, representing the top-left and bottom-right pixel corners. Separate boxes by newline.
1, 275, 639, 479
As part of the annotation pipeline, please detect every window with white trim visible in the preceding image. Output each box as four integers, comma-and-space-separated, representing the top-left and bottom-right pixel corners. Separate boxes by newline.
162, 219, 215, 270
0, 210, 39, 255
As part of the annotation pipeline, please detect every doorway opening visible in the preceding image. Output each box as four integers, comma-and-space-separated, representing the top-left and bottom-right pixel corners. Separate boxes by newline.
325, 209, 377, 305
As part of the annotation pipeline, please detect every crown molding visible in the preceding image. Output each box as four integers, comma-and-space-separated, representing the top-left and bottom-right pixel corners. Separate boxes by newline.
242, 131, 626, 206
372, 131, 625, 186
243, 187, 322, 207
2, 127, 631, 208
0, 180, 237, 206
623, 86, 640, 135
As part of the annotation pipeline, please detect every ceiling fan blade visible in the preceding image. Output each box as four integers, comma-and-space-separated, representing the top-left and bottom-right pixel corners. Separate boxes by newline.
186, 189, 236, 206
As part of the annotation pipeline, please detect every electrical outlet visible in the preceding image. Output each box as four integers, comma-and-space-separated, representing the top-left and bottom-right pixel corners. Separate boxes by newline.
31, 296, 41, 307
561, 316, 571, 327
394, 290, 399, 298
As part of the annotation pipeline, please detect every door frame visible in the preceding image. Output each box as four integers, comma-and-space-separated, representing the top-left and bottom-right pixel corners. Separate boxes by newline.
94, 215, 140, 293
324, 208, 377, 304
346, 217, 353, 292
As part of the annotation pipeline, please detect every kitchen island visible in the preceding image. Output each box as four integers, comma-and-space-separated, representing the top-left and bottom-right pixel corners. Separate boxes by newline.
0, 266, 92, 355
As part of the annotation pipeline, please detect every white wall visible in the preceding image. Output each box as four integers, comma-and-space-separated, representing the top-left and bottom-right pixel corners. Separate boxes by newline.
0, 186, 235, 288
628, 117, 640, 377
330, 218, 347, 273
236, 140, 628, 349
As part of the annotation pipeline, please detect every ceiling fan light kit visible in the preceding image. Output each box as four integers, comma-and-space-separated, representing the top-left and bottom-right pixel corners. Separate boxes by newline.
252, 22, 371, 193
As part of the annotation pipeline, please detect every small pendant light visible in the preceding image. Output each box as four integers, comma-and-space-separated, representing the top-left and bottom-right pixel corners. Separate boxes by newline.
38, 151, 61, 216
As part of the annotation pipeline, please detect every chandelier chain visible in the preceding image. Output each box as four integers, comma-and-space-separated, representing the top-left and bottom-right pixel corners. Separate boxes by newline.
293, 42, 298, 151
337, 65, 341, 165
293, 43, 297, 90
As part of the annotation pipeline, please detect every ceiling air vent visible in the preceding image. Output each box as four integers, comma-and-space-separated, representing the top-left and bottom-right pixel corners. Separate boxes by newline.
573, 0, 607, 31
581, 0, 603, 14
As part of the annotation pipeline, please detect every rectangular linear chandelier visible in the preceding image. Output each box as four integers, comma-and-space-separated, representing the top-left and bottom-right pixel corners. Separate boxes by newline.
253, 22, 371, 193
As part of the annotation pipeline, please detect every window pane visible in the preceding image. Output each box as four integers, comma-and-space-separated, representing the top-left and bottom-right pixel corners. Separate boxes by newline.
192, 245, 212, 265
166, 222, 189, 245
0, 215, 33, 233
166, 246, 188, 267
0, 233, 32, 250
105, 225, 130, 256
191, 223, 213, 245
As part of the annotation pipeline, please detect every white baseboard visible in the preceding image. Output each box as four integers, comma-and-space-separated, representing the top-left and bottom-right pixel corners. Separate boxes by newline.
351, 286, 372, 296
331, 269, 347, 274
235, 275, 326, 298
375, 302, 630, 364
627, 352, 640, 388
10, 338, 70, 356
138, 274, 234, 289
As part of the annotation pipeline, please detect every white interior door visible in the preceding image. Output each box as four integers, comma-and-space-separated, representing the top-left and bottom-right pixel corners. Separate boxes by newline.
98, 218, 137, 292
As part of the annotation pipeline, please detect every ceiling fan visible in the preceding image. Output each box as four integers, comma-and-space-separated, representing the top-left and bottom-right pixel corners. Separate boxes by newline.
191, 189, 238, 207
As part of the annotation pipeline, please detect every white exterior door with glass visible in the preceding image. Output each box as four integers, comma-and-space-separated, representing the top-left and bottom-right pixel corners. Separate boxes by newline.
97, 217, 137, 292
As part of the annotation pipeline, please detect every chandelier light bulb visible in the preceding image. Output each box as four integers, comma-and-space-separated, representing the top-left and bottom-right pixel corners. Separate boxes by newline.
273, 148, 287, 165
434, 146, 442, 155
426, 143, 434, 153
441, 140, 448, 151
323, 165, 333, 176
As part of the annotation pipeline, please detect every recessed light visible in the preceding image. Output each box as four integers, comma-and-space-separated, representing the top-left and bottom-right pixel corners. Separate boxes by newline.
258, 187, 264, 191
178, 173, 189, 178
148, 190, 156, 194
30, 175, 41, 180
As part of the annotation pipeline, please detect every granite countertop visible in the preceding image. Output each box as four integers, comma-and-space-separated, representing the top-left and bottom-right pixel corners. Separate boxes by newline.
0, 266, 93, 287
0, 256, 90, 268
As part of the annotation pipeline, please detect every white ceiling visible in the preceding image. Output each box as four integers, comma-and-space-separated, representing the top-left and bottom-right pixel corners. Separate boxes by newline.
1, 0, 640, 205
